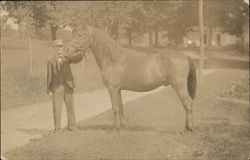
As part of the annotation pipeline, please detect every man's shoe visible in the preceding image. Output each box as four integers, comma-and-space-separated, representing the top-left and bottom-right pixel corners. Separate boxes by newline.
53, 129, 63, 134
68, 126, 79, 132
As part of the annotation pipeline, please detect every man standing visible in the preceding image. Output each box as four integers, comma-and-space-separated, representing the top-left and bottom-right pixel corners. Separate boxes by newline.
47, 39, 83, 133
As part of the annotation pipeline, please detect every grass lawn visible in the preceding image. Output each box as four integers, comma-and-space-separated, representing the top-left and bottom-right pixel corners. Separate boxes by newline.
4, 69, 249, 160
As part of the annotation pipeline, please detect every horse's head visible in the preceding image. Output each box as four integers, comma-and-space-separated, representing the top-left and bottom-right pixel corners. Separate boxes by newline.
66, 29, 91, 55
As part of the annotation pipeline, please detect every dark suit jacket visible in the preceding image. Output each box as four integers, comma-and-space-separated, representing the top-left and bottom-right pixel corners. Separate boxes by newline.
47, 53, 83, 93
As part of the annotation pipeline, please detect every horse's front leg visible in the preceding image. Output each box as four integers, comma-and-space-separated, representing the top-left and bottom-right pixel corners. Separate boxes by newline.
118, 90, 127, 129
108, 86, 121, 130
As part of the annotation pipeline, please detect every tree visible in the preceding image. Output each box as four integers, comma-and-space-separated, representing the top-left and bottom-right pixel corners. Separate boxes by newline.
1, 1, 10, 37
5, 1, 69, 40
34, 1, 67, 40
203, 0, 224, 47
4, 1, 32, 38
64, 1, 139, 44
123, 4, 145, 45
131, 1, 180, 47
218, 0, 249, 52
174, 0, 248, 50
167, 1, 198, 45
90, 1, 138, 42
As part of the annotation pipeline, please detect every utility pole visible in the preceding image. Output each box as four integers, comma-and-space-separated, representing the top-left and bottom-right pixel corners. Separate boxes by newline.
198, 0, 205, 84
0, 8, 3, 59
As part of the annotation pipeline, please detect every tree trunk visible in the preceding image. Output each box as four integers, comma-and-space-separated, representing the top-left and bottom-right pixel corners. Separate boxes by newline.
154, 30, 159, 47
207, 26, 212, 47
128, 30, 132, 45
22, 24, 26, 40
149, 31, 153, 46
29, 36, 33, 76
114, 33, 119, 41
110, 21, 119, 41
114, 27, 119, 42
242, 22, 249, 54
51, 25, 58, 41
72, 26, 77, 38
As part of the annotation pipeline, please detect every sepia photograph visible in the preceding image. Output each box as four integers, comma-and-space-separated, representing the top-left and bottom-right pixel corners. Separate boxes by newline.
1, 0, 249, 159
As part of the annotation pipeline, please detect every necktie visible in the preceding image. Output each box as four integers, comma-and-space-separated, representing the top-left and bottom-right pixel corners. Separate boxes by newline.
56, 54, 62, 71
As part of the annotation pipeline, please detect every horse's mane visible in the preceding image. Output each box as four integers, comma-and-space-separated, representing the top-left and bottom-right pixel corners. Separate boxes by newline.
90, 27, 123, 61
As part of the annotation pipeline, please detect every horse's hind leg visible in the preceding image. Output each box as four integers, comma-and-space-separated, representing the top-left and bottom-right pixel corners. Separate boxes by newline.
172, 83, 193, 131
108, 86, 121, 130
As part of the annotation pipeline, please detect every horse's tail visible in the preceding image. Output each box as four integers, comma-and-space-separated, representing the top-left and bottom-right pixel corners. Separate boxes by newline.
187, 58, 197, 100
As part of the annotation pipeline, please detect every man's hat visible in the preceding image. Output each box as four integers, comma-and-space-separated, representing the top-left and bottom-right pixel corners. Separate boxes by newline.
54, 39, 63, 46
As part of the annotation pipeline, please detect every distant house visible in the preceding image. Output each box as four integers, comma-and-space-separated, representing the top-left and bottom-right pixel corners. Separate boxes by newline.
184, 26, 237, 47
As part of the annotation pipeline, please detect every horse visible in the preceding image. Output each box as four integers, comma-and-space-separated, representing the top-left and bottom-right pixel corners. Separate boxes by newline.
67, 27, 197, 132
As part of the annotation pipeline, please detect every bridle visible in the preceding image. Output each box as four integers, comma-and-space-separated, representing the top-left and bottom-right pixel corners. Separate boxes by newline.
65, 26, 93, 55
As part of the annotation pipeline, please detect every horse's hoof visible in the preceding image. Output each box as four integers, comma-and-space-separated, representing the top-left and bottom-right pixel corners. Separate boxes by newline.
115, 128, 120, 132
179, 128, 193, 136
113, 126, 121, 132
121, 123, 128, 129
53, 129, 64, 134
185, 127, 193, 132
67, 127, 80, 133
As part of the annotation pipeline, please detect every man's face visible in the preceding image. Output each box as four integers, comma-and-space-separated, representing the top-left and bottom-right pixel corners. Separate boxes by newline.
55, 45, 63, 54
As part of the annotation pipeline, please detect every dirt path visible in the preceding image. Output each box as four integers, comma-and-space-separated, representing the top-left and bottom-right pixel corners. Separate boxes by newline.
1, 70, 215, 154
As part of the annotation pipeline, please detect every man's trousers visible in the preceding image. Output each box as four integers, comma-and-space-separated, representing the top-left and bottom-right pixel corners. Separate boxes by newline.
52, 82, 76, 130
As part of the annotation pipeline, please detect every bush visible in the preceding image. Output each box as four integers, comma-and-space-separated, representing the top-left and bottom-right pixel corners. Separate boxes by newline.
219, 76, 249, 100
1, 73, 48, 110
235, 37, 249, 54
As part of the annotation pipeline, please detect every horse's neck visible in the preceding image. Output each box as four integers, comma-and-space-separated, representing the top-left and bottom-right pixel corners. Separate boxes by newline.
91, 49, 109, 70
90, 37, 121, 70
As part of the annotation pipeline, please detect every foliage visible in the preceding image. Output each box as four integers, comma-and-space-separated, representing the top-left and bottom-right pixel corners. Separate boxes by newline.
3, 1, 249, 45
166, 0, 249, 45
218, 0, 249, 37
4, 1, 68, 40
167, 1, 198, 44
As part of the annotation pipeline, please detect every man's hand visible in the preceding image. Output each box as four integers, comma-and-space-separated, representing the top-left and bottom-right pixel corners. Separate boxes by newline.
47, 91, 53, 96
58, 55, 70, 63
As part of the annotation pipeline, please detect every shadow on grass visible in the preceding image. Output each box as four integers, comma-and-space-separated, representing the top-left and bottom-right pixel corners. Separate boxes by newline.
77, 124, 157, 132
16, 128, 50, 136
16, 124, 157, 135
